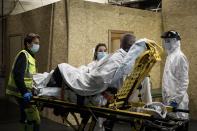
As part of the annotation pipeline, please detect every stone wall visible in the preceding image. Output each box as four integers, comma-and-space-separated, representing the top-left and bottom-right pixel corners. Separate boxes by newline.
50, 0, 68, 69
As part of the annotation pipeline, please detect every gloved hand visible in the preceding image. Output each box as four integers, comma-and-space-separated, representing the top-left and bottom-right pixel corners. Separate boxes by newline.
169, 101, 178, 108
23, 92, 33, 103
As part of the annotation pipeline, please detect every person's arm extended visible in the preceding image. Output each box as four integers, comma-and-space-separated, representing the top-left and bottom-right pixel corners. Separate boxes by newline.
13, 52, 28, 95
112, 40, 147, 84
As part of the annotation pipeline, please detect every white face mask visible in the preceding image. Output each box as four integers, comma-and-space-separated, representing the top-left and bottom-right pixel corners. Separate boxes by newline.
163, 41, 171, 50
163, 38, 178, 54
30, 43, 40, 53
97, 52, 107, 60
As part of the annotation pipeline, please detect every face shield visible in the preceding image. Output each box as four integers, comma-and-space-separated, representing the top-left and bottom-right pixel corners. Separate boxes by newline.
162, 38, 179, 54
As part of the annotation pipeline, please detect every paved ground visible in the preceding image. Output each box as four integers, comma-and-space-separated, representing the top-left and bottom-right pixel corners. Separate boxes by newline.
0, 118, 197, 131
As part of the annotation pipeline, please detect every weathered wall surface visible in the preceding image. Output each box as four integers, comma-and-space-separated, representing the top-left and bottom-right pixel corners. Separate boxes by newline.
162, 0, 197, 120
68, 0, 162, 89
50, 0, 68, 69
41, 0, 69, 123
0, 19, 5, 97
0, 20, 2, 69
6, 5, 53, 73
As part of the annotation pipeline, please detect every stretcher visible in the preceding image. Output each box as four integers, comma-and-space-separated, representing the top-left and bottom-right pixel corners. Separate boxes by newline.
31, 96, 189, 131
21, 40, 190, 131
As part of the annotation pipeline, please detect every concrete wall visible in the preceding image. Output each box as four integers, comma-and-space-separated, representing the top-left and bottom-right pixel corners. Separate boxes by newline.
0, 18, 5, 77
6, 5, 53, 73
41, 0, 69, 123
68, 0, 162, 89
0, 19, 2, 69
162, 0, 197, 120
0, 19, 4, 97
0, 18, 6, 73
50, 0, 68, 69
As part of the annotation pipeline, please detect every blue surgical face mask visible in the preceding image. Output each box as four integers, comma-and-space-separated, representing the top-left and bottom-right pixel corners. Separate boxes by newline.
97, 52, 107, 60
30, 43, 40, 53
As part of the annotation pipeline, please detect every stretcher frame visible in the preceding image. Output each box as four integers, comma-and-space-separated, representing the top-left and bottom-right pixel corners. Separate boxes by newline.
31, 96, 189, 131
29, 40, 189, 131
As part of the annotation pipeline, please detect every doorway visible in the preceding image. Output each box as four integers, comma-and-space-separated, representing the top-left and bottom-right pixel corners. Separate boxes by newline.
8, 34, 23, 71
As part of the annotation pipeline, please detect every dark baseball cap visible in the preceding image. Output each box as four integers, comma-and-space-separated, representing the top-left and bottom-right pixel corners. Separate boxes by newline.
161, 30, 181, 40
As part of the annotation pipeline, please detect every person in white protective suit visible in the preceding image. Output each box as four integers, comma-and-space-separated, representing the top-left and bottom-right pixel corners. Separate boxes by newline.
36, 35, 152, 106
80, 43, 108, 128
161, 30, 189, 119
79, 43, 108, 73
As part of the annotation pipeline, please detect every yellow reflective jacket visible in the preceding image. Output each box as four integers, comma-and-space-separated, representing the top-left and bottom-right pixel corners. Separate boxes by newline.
6, 50, 37, 97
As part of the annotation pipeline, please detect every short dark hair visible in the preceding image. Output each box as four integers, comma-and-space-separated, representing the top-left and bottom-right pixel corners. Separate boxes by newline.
93, 43, 107, 60
120, 33, 136, 51
24, 33, 40, 48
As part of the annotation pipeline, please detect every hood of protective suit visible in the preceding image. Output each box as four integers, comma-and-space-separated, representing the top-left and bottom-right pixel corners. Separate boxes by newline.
163, 39, 181, 55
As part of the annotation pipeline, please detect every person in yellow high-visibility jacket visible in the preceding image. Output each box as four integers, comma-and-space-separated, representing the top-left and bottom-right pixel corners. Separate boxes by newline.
7, 33, 41, 131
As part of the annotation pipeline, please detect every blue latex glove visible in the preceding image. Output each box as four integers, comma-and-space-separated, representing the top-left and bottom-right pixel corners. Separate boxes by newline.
169, 101, 178, 108
23, 92, 33, 103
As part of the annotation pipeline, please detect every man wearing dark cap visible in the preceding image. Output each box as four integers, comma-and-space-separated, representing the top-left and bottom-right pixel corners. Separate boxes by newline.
161, 30, 189, 119
7, 33, 41, 131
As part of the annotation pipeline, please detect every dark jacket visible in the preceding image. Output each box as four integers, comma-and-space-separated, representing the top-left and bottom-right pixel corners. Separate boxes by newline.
13, 49, 34, 95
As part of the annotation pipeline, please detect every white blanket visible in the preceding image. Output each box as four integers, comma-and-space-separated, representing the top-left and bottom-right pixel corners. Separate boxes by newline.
33, 39, 147, 106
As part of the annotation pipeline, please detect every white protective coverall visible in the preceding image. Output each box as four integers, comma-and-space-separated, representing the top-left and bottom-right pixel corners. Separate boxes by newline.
129, 77, 152, 104
162, 39, 189, 119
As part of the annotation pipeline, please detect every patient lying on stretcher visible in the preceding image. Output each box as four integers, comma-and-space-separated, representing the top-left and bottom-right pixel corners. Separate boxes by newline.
33, 35, 152, 106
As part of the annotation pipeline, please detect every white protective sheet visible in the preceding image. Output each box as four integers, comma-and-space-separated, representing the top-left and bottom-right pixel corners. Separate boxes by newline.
33, 39, 147, 105
58, 40, 147, 96
33, 70, 62, 98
